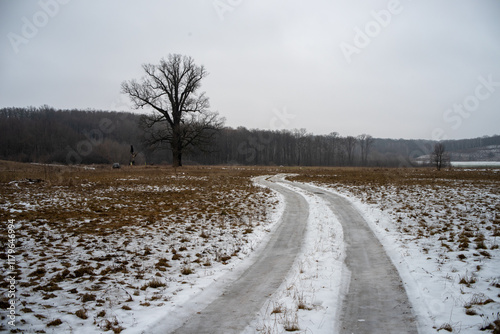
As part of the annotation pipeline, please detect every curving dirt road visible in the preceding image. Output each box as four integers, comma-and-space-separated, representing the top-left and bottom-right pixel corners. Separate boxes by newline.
289, 181, 418, 334
170, 176, 309, 333
158, 176, 417, 333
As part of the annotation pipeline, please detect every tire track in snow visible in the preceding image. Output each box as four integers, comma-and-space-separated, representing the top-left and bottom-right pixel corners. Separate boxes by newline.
245, 179, 345, 333
169, 175, 309, 333
289, 181, 418, 334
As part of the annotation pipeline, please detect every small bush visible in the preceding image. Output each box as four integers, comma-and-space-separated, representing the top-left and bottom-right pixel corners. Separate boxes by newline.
53, 268, 71, 282
476, 241, 487, 249
75, 309, 88, 319
479, 250, 491, 258
102, 318, 124, 333
81, 293, 96, 303
283, 310, 300, 332
437, 323, 452, 332
459, 275, 476, 287
155, 258, 170, 268
28, 267, 46, 278
146, 278, 166, 289
271, 302, 283, 314
219, 255, 231, 262
74, 266, 94, 277
181, 267, 193, 275
47, 319, 63, 327
465, 308, 477, 316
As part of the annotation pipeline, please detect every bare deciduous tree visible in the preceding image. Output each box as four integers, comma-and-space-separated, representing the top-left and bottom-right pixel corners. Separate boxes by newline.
431, 143, 449, 170
139, 110, 224, 159
328, 132, 340, 165
293, 128, 308, 165
358, 134, 374, 166
344, 136, 358, 166
121, 54, 223, 167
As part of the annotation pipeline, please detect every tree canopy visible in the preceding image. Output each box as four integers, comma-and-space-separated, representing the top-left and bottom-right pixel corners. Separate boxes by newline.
121, 54, 223, 166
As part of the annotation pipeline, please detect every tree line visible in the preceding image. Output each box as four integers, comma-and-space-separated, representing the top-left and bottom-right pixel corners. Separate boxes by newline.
1, 106, 499, 167
0, 106, 148, 165
3, 56, 499, 168
190, 128, 379, 166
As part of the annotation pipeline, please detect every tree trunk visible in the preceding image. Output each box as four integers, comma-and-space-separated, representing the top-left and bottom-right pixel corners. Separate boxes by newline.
172, 148, 182, 167
171, 124, 183, 167
172, 138, 183, 167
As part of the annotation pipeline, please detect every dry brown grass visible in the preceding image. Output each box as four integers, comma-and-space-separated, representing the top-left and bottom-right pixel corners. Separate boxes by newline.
289, 167, 500, 251
0, 162, 277, 235
0, 161, 281, 332
290, 166, 500, 331
288, 166, 500, 187
3, 163, 497, 332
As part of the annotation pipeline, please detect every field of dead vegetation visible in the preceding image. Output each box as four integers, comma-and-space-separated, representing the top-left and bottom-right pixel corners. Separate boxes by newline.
290, 167, 500, 333
0, 162, 280, 333
2, 162, 499, 333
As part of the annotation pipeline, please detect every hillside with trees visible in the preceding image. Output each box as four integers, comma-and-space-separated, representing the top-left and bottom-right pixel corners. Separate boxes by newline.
1, 106, 499, 167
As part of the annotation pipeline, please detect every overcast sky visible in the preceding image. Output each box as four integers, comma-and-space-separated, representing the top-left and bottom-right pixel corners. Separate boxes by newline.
1, 0, 499, 139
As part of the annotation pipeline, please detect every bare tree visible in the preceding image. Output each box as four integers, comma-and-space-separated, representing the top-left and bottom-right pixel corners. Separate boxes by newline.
293, 128, 308, 165
344, 136, 358, 166
328, 132, 340, 165
358, 134, 374, 166
139, 110, 224, 158
431, 143, 449, 170
121, 54, 222, 167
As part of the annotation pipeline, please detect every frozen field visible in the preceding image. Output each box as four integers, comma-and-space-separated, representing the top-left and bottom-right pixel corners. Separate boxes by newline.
0, 164, 281, 333
1, 163, 499, 333
292, 168, 500, 333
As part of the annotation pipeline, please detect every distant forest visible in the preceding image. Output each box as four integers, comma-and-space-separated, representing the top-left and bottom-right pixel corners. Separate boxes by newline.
1, 106, 499, 167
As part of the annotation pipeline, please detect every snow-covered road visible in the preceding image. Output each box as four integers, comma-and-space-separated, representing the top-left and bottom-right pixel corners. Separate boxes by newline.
158, 175, 418, 333
154, 175, 309, 333
290, 181, 418, 334
6, 169, 497, 333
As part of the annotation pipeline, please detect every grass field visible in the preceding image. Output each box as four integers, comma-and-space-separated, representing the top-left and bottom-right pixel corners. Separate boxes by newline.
1, 162, 499, 333
290, 167, 500, 333
0, 162, 281, 333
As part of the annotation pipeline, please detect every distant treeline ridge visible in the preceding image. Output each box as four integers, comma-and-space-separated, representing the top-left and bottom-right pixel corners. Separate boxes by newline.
1, 106, 499, 167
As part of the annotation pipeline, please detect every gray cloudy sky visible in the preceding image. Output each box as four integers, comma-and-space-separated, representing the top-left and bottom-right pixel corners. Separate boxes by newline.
1, 0, 499, 139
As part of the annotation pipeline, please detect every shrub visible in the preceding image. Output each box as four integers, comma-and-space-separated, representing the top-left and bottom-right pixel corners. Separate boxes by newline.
438, 323, 453, 332
181, 267, 193, 275
146, 278, 166, 289
28, 267, 46, 278
74, 266, 94, 277
81, 293, 96, 303
75, 309, 88, 319
47, 319, 63, 327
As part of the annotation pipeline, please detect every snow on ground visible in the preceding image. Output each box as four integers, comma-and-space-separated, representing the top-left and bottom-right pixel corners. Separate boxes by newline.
305, 178, 500, 333
3, 168, 498, 333
245, 179, 345, 334
0, 174, 284, 333
126, 188, 286, 334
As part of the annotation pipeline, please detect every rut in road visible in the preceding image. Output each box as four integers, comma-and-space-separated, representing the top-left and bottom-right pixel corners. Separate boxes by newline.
170, 176, 309, 334
290, 181, 418, 334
